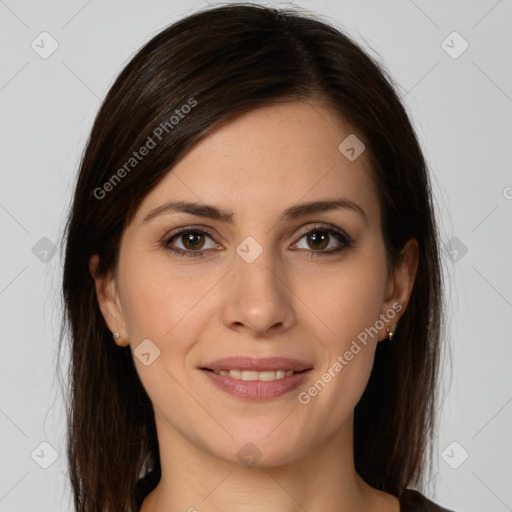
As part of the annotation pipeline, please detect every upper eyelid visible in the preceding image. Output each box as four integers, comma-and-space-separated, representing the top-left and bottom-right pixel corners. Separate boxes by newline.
165, 225, 220, 244
295, 223, 350, 239
165, 223, 351, 247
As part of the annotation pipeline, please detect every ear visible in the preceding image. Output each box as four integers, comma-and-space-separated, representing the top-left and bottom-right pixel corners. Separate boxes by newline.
377, 238, 419, 342
88, 254, 129, 347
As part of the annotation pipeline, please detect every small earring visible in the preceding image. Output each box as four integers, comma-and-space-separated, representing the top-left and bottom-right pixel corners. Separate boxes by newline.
112, 332, 120, 341
386, 325, 395, 341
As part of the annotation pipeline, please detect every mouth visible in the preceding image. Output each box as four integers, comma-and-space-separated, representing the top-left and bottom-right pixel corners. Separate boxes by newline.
198, 356, 313, 400
201, 368, 310, 382
199, 367, 313, 401
201, 356, 313, 373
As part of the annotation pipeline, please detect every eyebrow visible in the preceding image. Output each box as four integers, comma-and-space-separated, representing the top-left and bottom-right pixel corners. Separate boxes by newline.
143, 198, 368, 226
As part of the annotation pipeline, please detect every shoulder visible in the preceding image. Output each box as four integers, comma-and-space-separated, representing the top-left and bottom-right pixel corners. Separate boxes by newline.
399, 488, 455, 512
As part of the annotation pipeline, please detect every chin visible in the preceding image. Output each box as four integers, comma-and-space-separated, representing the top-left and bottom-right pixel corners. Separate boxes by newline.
219, 436, 306, 469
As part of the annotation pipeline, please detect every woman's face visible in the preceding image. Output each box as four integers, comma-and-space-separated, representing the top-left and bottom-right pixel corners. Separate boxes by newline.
92, 100, 417, 467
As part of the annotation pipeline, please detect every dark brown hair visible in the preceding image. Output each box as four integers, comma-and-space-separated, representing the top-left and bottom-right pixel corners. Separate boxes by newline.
60, 3, 445, 511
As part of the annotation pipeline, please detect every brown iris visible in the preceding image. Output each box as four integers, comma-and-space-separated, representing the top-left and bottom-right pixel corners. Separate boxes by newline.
307, 231, 329, 250
181, 232, 206, 250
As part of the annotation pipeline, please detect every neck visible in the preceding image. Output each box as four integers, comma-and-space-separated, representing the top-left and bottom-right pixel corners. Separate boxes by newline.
140, 412, 396, 512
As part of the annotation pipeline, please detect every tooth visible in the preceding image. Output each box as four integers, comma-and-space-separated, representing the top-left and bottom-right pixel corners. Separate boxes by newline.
210, 369, 296, 380
241, 371, 259, 381
258, 371, 276, 381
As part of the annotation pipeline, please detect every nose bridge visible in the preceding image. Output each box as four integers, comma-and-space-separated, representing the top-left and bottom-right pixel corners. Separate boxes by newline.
235, 241, 282, 308
222, 237, 295, 334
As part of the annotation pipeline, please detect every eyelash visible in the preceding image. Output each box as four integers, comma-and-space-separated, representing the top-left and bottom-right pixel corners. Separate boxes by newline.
162, 224, 353, 259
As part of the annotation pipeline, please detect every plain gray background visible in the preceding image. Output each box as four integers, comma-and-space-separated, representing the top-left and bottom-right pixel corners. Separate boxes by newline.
1, 0, 511, 510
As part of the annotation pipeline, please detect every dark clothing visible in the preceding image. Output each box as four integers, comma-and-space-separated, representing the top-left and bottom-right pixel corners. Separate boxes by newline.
400, 489, 454, 511
135, 474, 454, 511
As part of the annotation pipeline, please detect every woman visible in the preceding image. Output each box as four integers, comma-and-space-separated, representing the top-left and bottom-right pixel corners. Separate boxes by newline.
61, 3, 453, 511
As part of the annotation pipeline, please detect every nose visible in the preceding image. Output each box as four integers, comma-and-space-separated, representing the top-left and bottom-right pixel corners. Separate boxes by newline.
221, 247, 296, 337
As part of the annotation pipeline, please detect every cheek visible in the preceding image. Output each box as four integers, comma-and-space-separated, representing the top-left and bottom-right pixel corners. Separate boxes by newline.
117, 254, 212, 342
299, 257, 387, 345
292, 255, 386, 415
118, 270, 170, 341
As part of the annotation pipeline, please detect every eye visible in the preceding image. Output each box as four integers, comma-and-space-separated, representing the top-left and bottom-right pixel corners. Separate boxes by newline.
292, 225, 353, 255
162, 224, 353, 258
163, 228, 218, 257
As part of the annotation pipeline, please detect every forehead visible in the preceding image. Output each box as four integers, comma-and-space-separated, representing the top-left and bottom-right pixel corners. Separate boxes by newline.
133, 100, 380, 227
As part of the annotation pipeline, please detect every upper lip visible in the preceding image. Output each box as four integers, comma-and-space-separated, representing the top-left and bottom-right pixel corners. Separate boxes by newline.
201, 356, 313, 372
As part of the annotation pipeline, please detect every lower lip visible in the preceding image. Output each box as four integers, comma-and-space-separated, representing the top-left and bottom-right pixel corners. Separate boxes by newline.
200, 369, 312, 401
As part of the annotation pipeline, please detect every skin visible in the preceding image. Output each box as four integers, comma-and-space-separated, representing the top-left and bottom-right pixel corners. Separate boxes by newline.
90, 100, 418, 512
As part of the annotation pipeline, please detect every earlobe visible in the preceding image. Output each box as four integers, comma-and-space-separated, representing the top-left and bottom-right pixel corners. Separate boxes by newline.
88, 254, 129, 346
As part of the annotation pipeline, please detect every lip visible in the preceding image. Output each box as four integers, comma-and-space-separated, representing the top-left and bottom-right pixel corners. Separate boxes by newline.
200, 356, 313, 372
200, 367, 313, 401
